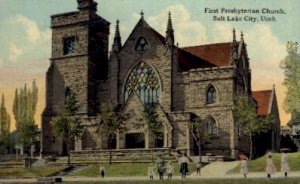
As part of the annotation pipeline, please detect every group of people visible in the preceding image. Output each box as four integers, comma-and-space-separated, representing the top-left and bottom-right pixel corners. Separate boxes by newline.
240, 151, 290, 178
99, 151, 290, 180
148, 153, 193, 180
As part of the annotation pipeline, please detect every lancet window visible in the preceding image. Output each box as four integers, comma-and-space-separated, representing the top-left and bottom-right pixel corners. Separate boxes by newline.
207, 86, 217, 104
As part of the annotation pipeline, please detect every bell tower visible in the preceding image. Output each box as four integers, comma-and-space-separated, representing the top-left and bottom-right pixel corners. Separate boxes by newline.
42, 0, 110, 155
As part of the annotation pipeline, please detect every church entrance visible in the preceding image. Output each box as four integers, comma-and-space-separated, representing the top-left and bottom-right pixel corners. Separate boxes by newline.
125, 133, 145, 148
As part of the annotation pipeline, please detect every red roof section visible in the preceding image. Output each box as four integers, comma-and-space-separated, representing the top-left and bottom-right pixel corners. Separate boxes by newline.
177, 48, 216, 71
182, 42, 234, 67
252, 90, 273, 116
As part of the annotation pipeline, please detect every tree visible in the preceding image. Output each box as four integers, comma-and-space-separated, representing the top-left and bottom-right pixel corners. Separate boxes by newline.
52, 87, 83, 165
0, 94, 11, 136
280, 42, 300, 125
142, 107, 164, 147
13, 80, 38, 131
189, 116, 210, 174
234, 95, 273, 159
12, 81, 39, 153
20, 124, 39, 167
0, 94, 11, 154
97, 103, 127, 165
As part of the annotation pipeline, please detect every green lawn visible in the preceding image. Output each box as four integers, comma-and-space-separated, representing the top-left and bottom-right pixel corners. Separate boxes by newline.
62, 178, 300, 184
229, 152, 300, 173
72, 162, 197, 177
0, 166, 65, 179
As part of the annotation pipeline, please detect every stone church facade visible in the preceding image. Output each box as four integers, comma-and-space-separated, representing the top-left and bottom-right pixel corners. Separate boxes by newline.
41, 0, 280, 158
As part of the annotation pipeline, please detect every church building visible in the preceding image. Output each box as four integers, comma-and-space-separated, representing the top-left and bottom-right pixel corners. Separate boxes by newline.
41, 0, 280, 159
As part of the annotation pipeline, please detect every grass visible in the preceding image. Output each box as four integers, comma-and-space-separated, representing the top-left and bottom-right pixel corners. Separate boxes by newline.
0, 166, 65, 179
62, 178, 300, 184
229, 152, 300, 173
72, 162, 197, 177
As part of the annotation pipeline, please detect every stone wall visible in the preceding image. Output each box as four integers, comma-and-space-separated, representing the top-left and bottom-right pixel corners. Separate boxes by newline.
70, 148, 175, 161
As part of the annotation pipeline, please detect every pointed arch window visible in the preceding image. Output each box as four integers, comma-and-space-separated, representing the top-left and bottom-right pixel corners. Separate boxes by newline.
207, 86, 217, 104
124, 62, 160, 106
206, 117, 217, 135
135, 37, 150, 51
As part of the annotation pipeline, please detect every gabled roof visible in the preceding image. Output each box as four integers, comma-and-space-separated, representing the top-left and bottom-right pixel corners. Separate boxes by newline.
252, 90, 273, 116
122, 18, 166, 48
182, 42, 235, 67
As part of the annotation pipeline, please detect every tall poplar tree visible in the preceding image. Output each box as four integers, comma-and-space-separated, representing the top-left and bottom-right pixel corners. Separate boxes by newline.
0, 94, 11, 136
13, 80, 39, 131
12, 80, 39, 152
280, 42, 300, 124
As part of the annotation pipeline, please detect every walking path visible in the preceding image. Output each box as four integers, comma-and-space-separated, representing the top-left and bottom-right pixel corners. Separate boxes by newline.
0, 161, 300, 183
191, 161, 240, 177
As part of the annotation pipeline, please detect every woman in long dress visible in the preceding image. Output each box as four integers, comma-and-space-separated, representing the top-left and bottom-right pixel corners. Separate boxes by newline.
281, 151, 290, 177
240, 158, 248, 178
147, 163, 155, 180
166, 161, 174, 180
265, 153, 276, 178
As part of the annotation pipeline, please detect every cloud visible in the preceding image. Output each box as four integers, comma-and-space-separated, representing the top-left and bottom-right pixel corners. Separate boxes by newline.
211, 23, 233, 43
147, 5, 208, 47
243, 24, 289, 123
16, 15, 51, 44
8, 44, 23, 63
0, 15, 51, 66
246, 24, 285, 84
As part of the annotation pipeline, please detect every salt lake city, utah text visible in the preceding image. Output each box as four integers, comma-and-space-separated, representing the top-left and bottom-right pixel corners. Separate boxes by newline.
204, 8, 286, 22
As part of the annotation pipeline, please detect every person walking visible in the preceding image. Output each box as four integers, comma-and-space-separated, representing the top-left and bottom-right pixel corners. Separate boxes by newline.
147, 163, 155, 180
196, 161, 201, 175
240, 156, 248, 178
179, 153, 189, 179
265, 153, 276, 178
166, 161, 174, 180
281, 150, 290, 177
156, 156, 165, 180
99, 164, 105, 178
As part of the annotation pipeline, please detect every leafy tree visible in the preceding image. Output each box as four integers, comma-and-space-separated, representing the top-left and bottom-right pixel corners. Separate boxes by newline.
0, 94, 11, 137
280, 42, 300, 125
0, 94, 11, 155
189, 116, 210, 174
234, 95, 273, 159
13, 80, 38, 131
142, 107, 164, 147
97, 104, 127, 165
52, 87, 83, 165
20, 124, 39, 167
12, 81, 39, 153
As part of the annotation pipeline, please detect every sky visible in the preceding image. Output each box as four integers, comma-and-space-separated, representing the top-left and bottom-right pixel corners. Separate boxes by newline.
0, 0, 299, 131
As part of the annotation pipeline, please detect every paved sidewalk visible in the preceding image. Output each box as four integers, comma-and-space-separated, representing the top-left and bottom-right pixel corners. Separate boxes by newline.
190, 161, 240, 177
0, 172, 299, 183
0, 178, 37, 183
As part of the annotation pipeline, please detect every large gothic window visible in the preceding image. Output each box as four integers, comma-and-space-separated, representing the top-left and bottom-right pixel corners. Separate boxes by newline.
135, 37, 150, 51
206, 117, 217, 135
124, 62, 160, 106
207, 86, 217, 104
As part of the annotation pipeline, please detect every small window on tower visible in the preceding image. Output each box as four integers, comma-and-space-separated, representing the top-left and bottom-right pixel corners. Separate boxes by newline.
63, 36, 77, 55
135, 37, 149, 51
206, 85, 217, 104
